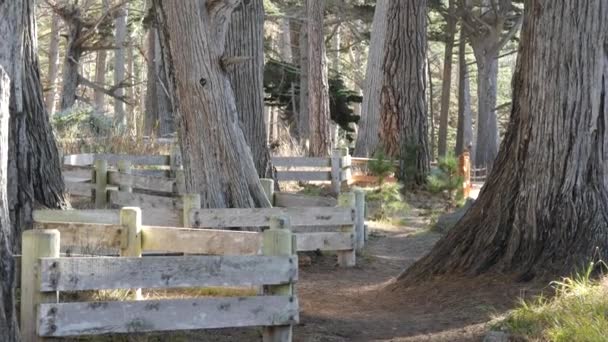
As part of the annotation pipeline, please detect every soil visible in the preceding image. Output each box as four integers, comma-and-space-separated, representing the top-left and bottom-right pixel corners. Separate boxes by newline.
293, 209, 542, 342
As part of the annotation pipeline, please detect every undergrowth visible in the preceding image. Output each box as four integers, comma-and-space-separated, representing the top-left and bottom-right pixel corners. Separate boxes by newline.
427, 153, 464, 207
365, 183, 409, 222
498, 262, 608, 342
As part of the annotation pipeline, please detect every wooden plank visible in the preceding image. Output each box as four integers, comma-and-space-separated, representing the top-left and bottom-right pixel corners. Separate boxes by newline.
33, 209, 181, 227
34, 209, 120, 224
64, 181, 93, 197
295, 232, 353, 251
190, 207, 353, 228
39, 255, 297, 291
109, 190, 182, 209
63, 153, 170, 167
350, 157, 400, 166
107, 171, 175, 193
276, 171, 332, 182
34, 222, 122, 249
142, 226, 262, 255
63, 168, 92, 182
274, 192, 336, 208
132, 169, 171, 178
271, 156, 331, 168
38, 296, 298, 336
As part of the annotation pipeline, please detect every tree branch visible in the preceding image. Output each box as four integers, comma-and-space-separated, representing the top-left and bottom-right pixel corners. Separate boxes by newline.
78, 75, 132, 105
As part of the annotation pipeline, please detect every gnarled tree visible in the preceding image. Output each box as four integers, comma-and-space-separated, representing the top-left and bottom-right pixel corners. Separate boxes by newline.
154, 0, 270, 208
399, 0, 608, 282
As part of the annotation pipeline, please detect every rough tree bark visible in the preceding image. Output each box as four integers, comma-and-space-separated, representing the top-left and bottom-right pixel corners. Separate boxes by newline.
380, 0, 429, 184
0, 65, 18, 342
144, 23, 173, 137
354, 0, 388, 157
225, 0, 273, 178
113, 5, 128, 127
398, 0, 608, 282
0, 0, 67, 338
45, 12, 61, 115
154, 0, 271, 208
455, 31, 473, 156
437, 0, 456, 157
306, 0, 331, 157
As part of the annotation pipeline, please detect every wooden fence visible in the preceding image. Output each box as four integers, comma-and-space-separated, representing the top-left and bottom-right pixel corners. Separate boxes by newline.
34, 185, 365, 266
22, 208, 298, 341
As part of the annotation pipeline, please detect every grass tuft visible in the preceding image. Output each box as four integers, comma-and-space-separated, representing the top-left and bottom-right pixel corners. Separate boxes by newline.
497, 262, 608, 342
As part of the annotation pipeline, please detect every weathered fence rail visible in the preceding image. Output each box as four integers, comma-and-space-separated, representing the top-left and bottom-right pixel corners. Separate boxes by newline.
22, 208, 298, 341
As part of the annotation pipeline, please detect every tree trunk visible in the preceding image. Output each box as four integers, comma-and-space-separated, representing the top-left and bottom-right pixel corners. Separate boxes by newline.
225, 0, 272, 178
428, 56, 435, 160
60, 13, 84, 111
144, 27, 159, 136
398, 0, 608, 282
278, 18, 292, 63
0, 1, 66, 337
306, 0, 331, 157
114, 6, 128, 128
94, 50, 107, 112
455, 33, 473, 156
45, 12, 61, 116
0, 66, 18, 342
154, 0, 270, 208
93, 0, 109, 113
437, 0, 456, 157
298, 21, 309, 143
380, 0, 429, 185
354, 0, 388, 157
471, 37, 499, 168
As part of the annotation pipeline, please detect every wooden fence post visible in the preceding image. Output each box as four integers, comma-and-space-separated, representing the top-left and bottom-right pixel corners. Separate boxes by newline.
170, 144, 182, 178
120, 207, 143, 299
262, 215, 296, 342
354, 188, 365, 251
331, 149, 342, 195
117, 160, 132, 193
337, 193, 356, 267
340, 147, 352, 186
182, 193, 201, 227
260, 178, 275, 206
174, 170, 186, 195
94, 159, 108, 208
21, 229, 60, 342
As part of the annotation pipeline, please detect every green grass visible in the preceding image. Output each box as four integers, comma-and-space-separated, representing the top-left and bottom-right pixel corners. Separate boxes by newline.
498, 263, 608, 342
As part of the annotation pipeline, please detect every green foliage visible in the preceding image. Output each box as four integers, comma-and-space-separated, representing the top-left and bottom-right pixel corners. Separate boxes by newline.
368, 149, 395, 186
52, 104, 112, 138
499, 262, 608, 342
263, 59, 362, 142
427, 153, 464, 205
366, 183, 409, 222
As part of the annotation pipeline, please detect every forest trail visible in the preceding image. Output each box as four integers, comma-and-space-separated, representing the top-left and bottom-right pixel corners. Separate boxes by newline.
294, 206, 538, 342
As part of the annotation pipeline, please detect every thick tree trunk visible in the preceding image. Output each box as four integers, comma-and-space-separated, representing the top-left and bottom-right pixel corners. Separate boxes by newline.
45, 12, 61, 116
278, 18, 292, 63
306, 0, 331, 157
354, 0, 388, 157
471, 39, 499, 168
380, 0, 429, 184
0, 1, 66, 338
113, 6, 128, 127
428, 56, 435, 160
154, 0, 270, 208
455, 33, 473, 156
398, 0, 608, 282
437, 0, 456, 157
0, 66, 18, 342
225, 0, 272, 178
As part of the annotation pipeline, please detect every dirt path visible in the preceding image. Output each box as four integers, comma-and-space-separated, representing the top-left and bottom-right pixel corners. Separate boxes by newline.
295, 209, 539, 342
